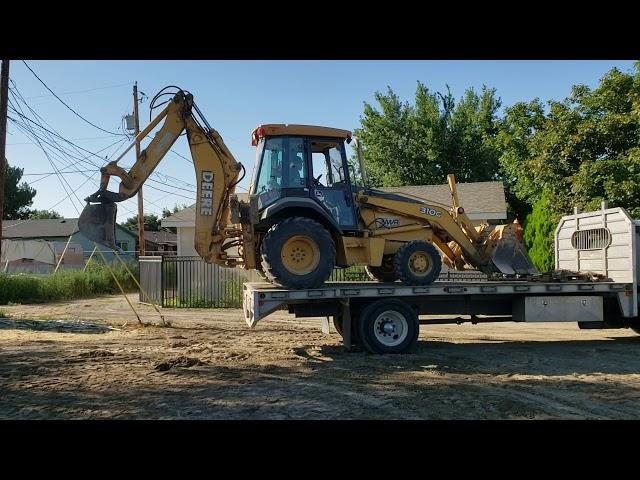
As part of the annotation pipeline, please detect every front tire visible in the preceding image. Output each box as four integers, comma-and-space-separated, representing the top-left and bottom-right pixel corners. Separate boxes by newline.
356, 299, 419, 354
260, 217, 335, 289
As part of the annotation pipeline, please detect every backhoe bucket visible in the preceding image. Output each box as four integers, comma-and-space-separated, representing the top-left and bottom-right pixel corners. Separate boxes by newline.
487, 225, 538, 275
78, 202, 118, 249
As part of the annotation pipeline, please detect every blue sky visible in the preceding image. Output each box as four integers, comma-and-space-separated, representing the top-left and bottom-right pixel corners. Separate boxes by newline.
5, 60, 636, 221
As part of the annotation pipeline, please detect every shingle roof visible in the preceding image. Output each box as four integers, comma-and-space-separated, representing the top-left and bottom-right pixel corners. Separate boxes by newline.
2, 218, 79, 238
143, 230, 177, 245
379, 181, 506, 216
162, 194, 250, 226
2, 218, 134, 239
161, 184, 505, 227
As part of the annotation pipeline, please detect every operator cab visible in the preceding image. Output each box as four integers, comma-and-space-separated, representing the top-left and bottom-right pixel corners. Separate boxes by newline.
250, 124, 365, 231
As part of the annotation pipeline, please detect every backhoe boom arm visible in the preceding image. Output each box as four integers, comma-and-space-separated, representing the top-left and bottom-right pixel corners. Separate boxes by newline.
79, 90, 248, 267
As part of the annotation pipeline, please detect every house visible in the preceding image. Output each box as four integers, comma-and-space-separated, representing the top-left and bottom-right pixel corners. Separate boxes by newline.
142, 230, 177, 255
160, 192, 250, 257
127, 229, 178, 256
379, 181, 507, 225
1, 218, 137, 263
161, 182, 507, 255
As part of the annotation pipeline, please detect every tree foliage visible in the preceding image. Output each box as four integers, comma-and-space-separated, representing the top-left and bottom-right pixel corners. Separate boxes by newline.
354, 83, 502, 187
162, 204, 187, 218
3, 161, 36, 220
522, 193, 559, 273
28, 209, 62, 219
496, 64, 640, 217
122, 213, 163, 232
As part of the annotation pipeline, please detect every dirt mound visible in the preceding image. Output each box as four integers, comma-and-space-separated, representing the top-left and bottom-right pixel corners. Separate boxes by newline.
79, 349, 115, 358
154, 356, 206, 371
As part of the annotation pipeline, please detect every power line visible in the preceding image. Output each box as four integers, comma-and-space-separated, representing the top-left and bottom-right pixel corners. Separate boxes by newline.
7, 135, 116, 146
9, 93, 82, 214
23, 81, 134, 100
7, 80, 205, 220
21, 61, 126, 137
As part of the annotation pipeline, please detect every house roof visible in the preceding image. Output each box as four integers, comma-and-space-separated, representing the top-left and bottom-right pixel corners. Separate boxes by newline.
2, 218, 134, 239
2, 218, 79, 238
162, 183, 506, 227
143, 230, 177, 245
379, 181, 507, 219
162, 194, 250, 227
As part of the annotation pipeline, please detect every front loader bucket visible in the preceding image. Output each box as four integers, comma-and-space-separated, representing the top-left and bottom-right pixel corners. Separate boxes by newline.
489, 229, 538, 275
78, 202, 118, 249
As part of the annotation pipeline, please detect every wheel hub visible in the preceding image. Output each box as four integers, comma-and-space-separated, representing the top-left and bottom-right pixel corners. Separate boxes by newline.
408, 251, 432, 276
281, 235, 320, 275
373, 310, 408, 347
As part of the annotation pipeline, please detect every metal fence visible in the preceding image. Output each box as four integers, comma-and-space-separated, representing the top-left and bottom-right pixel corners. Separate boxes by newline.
139, 256, 487, 308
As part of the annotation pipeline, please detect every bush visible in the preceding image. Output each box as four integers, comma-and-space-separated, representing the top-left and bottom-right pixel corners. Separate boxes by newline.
0, 262, 139, 305
523, 193, 560, 273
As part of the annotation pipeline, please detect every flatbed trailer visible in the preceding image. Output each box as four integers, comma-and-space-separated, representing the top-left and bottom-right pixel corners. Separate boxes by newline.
242, 205, 640, 354
243, 279, 637, 353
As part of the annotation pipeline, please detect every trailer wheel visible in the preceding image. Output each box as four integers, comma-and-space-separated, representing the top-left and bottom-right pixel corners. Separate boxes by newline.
356, 299, 419, 354
261, 217, 335, 289
394, 241, 442, 285
365, 255, 398, 282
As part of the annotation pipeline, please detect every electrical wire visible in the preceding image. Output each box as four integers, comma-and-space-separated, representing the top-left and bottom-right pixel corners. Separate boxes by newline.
22, 60, 126, 137
6, 81, 231, 223
23, 81, 133, 100
8, 94, 83, 214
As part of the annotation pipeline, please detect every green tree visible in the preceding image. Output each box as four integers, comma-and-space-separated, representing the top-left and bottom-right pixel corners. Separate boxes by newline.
496, 64, 640, 217
161, 203, 186, 233
355, 82, 502, 187
122, 213, 162, 232
28, 209, 62, 219
162, 203, 187, 218
2, 161, 36, 220
522, 193, 559, 273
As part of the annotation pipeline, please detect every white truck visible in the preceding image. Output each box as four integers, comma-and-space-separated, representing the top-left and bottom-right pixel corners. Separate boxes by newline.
243, 203, 639, 354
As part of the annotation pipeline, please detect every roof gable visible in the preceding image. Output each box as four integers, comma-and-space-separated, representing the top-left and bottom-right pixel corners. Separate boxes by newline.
379, 181, 506, 216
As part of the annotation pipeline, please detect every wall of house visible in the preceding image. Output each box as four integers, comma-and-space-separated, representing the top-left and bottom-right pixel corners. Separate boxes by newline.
70, 229, 137, 262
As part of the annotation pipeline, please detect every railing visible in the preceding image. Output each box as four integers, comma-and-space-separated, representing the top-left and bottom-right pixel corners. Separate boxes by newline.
139, 256, 488, 308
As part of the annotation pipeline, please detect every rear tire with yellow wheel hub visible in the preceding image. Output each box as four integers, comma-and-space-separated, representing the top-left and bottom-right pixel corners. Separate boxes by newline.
394, 240, 442, 286
260, 217, 335, 289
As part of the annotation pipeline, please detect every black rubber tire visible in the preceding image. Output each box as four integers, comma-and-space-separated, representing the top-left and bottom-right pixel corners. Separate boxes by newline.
260, 217, 335, 289
356, 299, 419, 354
365, 255, 398, 282
394, 241, 442, 285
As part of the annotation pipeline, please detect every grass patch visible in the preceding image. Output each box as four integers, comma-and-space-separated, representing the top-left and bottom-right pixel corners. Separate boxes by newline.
0, 262, 138, 305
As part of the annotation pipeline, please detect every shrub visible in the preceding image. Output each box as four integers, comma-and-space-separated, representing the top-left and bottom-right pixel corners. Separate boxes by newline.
523, 193, 560, 273
0, 262, 139, 305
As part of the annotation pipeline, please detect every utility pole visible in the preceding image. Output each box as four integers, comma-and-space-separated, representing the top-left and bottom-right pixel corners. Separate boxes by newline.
133, 81, 145, 257
0, 60, 10, 262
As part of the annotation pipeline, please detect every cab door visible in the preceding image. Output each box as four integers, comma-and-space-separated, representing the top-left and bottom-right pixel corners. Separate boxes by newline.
307, 137, 358, 230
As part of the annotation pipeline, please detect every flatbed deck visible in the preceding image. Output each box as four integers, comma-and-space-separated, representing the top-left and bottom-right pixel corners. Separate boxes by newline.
244, 280, 635, 327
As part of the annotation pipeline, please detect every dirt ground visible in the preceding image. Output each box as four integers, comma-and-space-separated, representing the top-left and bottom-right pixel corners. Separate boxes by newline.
1, 294, 640, 419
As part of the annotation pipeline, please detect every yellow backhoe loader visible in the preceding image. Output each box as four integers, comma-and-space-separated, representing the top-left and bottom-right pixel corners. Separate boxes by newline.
79, 87, 537, 289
